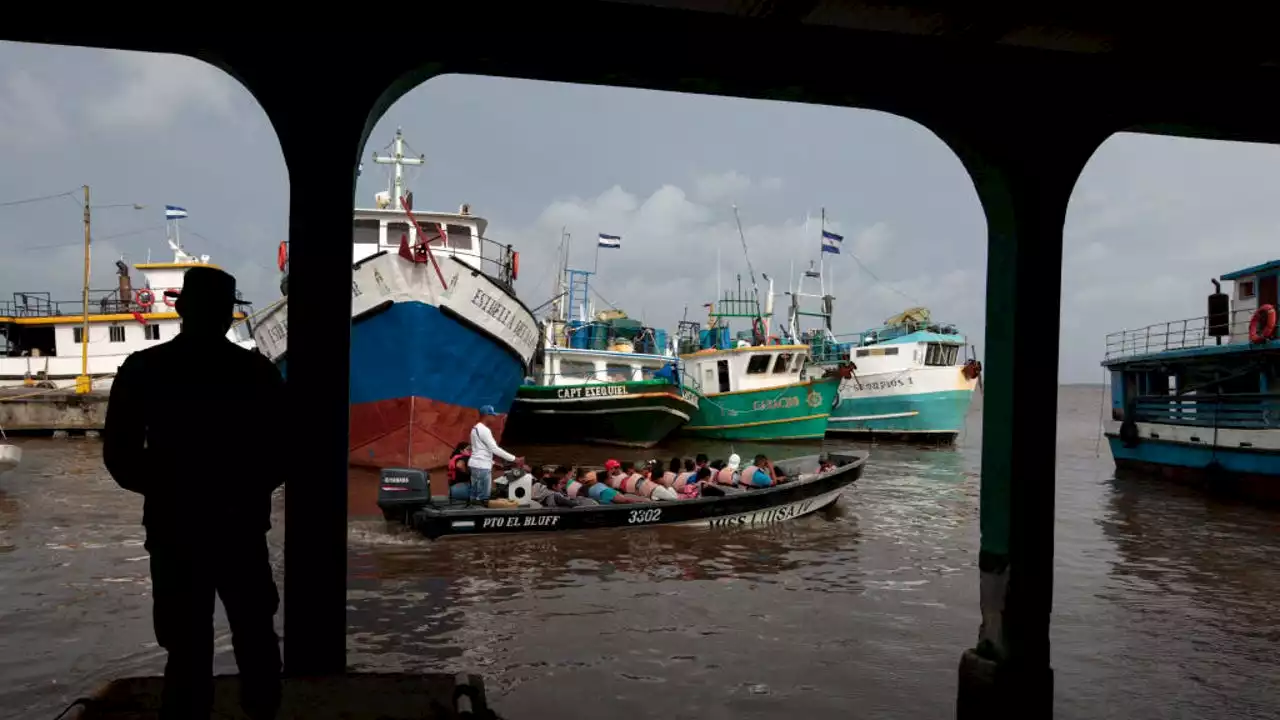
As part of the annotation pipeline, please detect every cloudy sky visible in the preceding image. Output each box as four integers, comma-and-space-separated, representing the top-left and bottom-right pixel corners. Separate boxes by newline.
4, 41, 1280, 383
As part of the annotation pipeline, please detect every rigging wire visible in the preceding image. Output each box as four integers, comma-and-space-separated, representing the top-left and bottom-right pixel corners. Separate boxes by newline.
0, 188, 80, 209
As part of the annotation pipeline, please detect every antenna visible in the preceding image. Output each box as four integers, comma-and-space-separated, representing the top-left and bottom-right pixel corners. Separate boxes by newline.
371, 127, 425, 211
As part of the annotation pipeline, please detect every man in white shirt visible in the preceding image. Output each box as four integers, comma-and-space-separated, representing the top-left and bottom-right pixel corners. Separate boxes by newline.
468, 405, 523, 502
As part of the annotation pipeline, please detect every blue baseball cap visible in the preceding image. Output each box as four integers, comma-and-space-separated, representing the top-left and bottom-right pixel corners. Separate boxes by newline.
479, 405, 497, 416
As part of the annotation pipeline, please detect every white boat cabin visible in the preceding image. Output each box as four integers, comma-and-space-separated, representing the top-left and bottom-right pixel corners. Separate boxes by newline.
683, 344, 809, 396
352, 206, 487, 270
0, 240, 253, 388
1222, 260, 1280, 342
843, 332, 966, 373
536, 346, 675, 386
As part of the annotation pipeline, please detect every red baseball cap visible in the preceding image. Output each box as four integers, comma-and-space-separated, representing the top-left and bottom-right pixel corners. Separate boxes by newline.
604, 459, 621, 470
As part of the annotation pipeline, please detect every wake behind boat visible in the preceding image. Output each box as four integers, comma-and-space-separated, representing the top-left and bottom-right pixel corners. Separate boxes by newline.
378, 452, 865, 539
251, 128, 537, 470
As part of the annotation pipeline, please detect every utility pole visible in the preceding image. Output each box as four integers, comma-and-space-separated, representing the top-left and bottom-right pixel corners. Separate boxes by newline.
76, 185, 91, 394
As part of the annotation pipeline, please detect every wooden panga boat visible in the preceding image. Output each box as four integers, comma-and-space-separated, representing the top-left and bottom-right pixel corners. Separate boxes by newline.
376, 452, 866, 540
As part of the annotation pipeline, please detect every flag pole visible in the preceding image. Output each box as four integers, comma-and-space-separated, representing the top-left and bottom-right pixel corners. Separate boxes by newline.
819, 207, 826, 296
594, 235, 601, 275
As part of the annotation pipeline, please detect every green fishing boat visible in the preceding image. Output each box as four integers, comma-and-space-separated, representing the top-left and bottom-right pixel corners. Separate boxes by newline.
677, 277, 846, 441
505, 265, 697, 448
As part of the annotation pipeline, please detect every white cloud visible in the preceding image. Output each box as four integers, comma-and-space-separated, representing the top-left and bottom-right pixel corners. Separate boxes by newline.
689, 170, 784, 205
84, 52, 239, 131
0, 69, 66, 148
506, 175, 984, 348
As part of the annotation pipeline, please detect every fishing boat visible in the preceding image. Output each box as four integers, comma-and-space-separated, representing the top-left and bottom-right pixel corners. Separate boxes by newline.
505, 262, 697, 448
783, 215, 980, 442
377, 451, 865, 539
1103, 260, 1280, 503
676, 276, 844, 441
251, 128, 537, 470
0, 209, 254, 391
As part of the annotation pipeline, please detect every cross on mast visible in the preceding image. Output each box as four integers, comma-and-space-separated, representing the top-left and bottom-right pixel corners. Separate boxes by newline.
371, 127, 425, 210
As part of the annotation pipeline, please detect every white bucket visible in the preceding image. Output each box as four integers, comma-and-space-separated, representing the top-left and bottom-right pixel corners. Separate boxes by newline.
0, 444, 22, 475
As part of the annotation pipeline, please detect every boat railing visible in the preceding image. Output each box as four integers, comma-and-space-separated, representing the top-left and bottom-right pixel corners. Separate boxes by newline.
1131, 393, 1280, 429
1104, 308, 1255, 360
0, 289, 140, 318
450, 235, 517, 290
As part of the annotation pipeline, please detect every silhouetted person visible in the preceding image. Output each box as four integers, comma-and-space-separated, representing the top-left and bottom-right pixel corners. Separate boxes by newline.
103, 267, 284, 720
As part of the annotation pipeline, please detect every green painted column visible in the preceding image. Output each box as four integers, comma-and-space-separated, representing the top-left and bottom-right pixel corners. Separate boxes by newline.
942, 122, 1108, 718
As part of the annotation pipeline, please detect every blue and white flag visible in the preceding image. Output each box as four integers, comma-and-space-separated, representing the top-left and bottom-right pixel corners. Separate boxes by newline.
165, 205, 189, 220
821, 229, 843, 254
598, 233, 622, 249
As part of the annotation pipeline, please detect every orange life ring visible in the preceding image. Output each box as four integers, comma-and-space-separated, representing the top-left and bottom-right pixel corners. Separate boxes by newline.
277, 241, 288, 272
511, 251, 520, 281
962, 359, 983, 380
134, 288, 154, 309
1249, 304, 1277, 343
162, 288, 178, 307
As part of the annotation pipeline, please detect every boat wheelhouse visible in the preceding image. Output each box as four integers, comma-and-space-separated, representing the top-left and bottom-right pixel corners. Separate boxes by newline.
250, 127, 537, 471
1, 235, 253, 390
677, 277, 842, 441
1103, 260, 1280, 502
798, 297, 980, 441
505, 265, 696, 448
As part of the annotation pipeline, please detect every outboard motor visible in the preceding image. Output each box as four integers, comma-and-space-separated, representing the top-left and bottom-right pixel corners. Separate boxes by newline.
1208, 279, 1230, 344
377, 468, 430, 524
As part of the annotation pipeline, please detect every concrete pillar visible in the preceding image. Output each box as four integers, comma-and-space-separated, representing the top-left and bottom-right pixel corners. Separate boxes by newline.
943, 123, 1104, 718
235, 65, 374, 675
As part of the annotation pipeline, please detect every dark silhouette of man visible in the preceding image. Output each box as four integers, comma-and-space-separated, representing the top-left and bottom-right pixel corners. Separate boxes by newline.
104, 267, 285, 720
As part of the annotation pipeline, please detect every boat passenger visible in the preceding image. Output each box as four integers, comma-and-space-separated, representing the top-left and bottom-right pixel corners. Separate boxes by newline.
817, 453, 836, 474
695, 453, 709, 473
714, 453, 742, 486
660, 457, 681, 487
562, 468, 601, 506
469, 405, 524, 503
639, 461, 679, 501
531, 465, 574, 508
582, 470, 646, 505
447, 442, 473, 501
740, 454, 779, 488
678, 465, 712, 499
673, 458, 697, 490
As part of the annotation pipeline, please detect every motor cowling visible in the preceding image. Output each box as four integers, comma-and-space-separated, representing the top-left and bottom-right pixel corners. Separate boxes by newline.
377, 468, 430, 523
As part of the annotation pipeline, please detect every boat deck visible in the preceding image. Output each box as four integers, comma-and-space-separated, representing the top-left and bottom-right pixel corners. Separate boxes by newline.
71, 673, 495, 719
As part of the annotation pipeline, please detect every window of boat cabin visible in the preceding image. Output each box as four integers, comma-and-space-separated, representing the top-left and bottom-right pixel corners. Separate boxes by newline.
773, 353, 793, 374
352, 218, 380, 246
109, 326, 125, 343
746, 354, 772, 374
446, 224, 474, 252
606, 363, 635, 382
717, 359, 731, 393
559, 359, 597, 383
925, 343, 958, 366
385, 221, 410, 246
145, 325, 161, 341
73, 327, 85, 344
1239, 280, 1256, 299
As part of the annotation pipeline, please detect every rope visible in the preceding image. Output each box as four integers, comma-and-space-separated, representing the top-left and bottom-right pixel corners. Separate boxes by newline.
49, 697, 96, 719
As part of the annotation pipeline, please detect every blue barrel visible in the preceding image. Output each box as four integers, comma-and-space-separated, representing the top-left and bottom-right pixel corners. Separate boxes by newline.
653, 329, 668, 354
717, 326, 731, 349
568, 320, 588, 349
699, 329, 713, 350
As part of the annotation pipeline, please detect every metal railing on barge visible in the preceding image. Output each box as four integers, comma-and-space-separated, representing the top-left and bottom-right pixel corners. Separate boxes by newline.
1131, 393, 1280, 430
1104, 308, 1256, 361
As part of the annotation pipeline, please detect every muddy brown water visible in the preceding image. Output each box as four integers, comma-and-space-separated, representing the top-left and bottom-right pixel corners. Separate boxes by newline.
1, 386, 1277, 719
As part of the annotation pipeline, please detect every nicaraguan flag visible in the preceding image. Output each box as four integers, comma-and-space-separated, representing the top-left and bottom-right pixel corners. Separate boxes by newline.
598, 233, 622, 249
821, 229, 843, 254
165, 205, 189, 220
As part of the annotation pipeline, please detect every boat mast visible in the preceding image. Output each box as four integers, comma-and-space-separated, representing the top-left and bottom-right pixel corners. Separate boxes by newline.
371, 127, 425, 210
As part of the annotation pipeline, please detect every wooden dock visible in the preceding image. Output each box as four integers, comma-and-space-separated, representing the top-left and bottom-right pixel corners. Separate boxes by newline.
70, 673, 498, 719
0, 387, 109, 432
